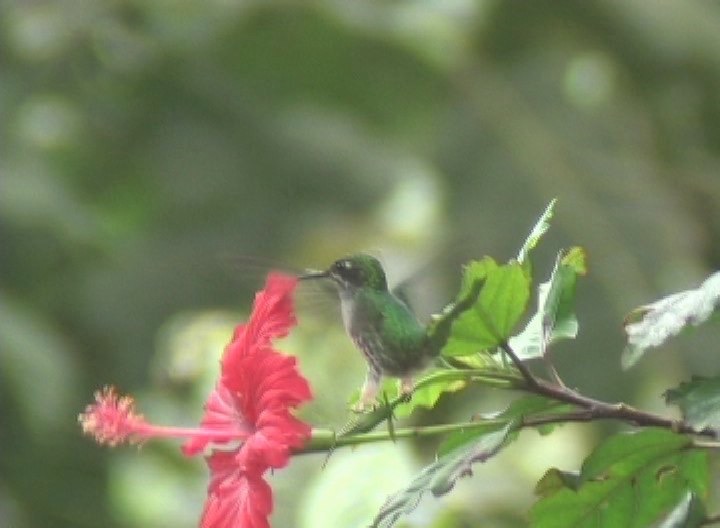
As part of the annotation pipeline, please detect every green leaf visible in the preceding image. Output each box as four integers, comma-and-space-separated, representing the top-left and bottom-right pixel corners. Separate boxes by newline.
439, 395, 573, 456
426, 258, 494, 354
436, 421, 512, 457
657, 492, 706, 528
458, 258, 495, 300
530, 429, 710, 528
485, 394, 577, 436
517, 198, 557, 265
442, 261, 531, 356
489, 394, 575, 421
370, 421, 516, 528
442, 351, 500, 369
535, 468, 582, 498
622, 271, 720, 369
510, 247, 587, 359
664, 376, 720, 431
393, 370, 468, 418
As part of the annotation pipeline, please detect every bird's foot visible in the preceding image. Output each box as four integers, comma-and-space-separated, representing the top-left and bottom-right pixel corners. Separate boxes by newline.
399, 376, 415, 403
351, 400, 377, 413
351, 382, 380, 413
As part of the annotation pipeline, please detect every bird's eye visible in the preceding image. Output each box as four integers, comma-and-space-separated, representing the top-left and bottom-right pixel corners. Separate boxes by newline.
341, 260, 352, 269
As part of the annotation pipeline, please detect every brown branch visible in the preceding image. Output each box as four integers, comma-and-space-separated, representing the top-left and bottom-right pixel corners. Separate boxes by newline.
498, 340, 717, 438
498, 340, 540, 389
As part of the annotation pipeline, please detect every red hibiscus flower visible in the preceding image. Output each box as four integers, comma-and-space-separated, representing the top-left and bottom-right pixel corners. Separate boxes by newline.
79, 273, 313, 528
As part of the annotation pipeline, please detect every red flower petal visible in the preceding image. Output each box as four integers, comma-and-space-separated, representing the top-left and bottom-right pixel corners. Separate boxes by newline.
183, 346, 312, 457
201, 452, 272, 528
182, 383, 252, 457
238, 410, 311, 469
223, 348, 312, 422
222, 273, 297, 372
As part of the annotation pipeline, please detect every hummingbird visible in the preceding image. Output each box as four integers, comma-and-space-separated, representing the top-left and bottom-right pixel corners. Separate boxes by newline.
300, 254, 446, 411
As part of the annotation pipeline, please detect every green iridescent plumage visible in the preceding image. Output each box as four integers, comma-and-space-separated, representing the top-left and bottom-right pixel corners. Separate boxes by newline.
348, 286, 431, 377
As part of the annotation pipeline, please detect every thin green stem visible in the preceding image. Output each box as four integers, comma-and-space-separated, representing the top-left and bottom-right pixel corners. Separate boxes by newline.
297, 420, 506, 455
416, 368, 524, 389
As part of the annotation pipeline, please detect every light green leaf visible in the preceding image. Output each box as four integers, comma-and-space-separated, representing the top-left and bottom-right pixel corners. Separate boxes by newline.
370, 421, 516, 528
622, 271, 720, 369
442, 261, 531, 356
530, 429, 709, 528
392, 370, 467, 418
664, 376, 720, 432
458, 258, 495, 300
517, 198, 557, 265
426, 258, 494, 355
510, 247, 587, 359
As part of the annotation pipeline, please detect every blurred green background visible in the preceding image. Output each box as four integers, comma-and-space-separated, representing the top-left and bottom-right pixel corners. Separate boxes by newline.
3, 1, 720, 527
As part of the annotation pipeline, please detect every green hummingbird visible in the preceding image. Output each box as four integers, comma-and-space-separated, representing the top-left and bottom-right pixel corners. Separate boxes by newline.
300, 254, 454, 411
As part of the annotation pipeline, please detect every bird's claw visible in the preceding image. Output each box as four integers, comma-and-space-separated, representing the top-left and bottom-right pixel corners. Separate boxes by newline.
399, 391, 413, 403
399, 376, 415, 403
350, 401, 377, 414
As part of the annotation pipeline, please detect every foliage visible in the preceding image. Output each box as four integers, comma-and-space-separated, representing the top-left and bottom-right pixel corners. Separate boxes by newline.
665, 376, 720, 432
370, 422, 516, 528
510, 247, 586, 360
342, 200, 720, 527
439, 258, 531, 356
530, 429, 708, 528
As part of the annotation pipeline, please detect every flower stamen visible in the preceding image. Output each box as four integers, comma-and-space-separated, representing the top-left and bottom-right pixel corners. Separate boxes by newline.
78, 386, 146, 446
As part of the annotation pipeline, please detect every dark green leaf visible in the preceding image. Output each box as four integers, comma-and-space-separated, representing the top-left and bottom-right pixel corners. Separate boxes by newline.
510, 247, 587, 360
530, 429, 710, 528
443, 261, 530, 356
370, 422, 516, 528
665, 376, 720, 431
622, 271, 720, 369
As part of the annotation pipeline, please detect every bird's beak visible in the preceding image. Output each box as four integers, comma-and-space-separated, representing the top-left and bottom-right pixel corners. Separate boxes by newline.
297, 269, 330, 281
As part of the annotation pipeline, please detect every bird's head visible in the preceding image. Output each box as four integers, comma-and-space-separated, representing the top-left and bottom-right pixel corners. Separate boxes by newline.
299, 254, 388, 293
